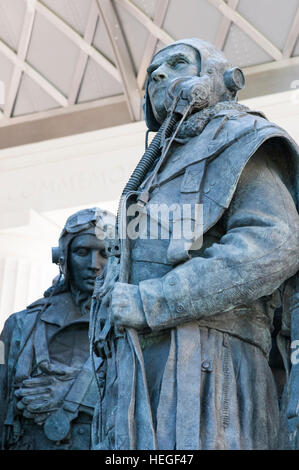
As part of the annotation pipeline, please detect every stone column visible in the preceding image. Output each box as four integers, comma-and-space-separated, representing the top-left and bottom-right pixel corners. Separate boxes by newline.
0, 231, 58, 332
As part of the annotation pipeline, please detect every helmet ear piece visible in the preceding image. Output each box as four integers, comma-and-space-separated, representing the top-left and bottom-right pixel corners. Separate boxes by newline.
52, 247, 60, 265
223, 67, 245, 93
52, 247, 65, 267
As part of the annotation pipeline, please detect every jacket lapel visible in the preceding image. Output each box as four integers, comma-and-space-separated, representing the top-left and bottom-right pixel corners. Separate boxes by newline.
40, 292, 80, 327
156, 112, 270, 189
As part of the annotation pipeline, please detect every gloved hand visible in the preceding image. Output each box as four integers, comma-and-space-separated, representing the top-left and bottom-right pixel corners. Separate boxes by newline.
14, 361, 79, 425
110, 282, 149, 331
165, 76, 210, 117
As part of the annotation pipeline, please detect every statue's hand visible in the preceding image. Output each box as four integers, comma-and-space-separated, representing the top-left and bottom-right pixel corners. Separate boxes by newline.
15, 363, 79, 424
165, 76, 210, 116
111, 282, 149, 331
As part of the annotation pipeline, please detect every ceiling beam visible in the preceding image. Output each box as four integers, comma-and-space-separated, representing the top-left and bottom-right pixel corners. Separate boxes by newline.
0, 39, 68, 107
35, 0, 121, 83
283, 6, 299, 58
0, 95, 132, 149
208, 0, 283, 61
115, 0, 174, 45
0, 94, 126, 128
68, 0, 99, 105
137, 0, 170, 90
214, 0, 239, 50
243, 56, 299, 75
95, 0, 141, 121
5, 0, 36, 118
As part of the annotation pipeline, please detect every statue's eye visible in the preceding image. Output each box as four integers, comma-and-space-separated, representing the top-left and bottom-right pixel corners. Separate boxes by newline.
75, 248, 89, 256
100, 249, 108, 259
174, 59, 187, 67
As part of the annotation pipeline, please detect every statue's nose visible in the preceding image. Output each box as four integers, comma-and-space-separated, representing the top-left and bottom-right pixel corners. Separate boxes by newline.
152, 64, 168, 82
90, 251, 101, 269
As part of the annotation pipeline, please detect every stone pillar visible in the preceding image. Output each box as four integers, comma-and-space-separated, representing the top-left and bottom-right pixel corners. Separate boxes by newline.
0, 231, 58, 331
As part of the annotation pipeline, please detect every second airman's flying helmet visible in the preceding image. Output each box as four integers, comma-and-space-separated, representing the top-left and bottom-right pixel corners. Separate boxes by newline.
51, 207, 115, 284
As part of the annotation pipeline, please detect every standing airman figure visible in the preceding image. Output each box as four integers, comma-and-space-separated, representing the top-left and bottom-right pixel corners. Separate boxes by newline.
92, 39, 299, 450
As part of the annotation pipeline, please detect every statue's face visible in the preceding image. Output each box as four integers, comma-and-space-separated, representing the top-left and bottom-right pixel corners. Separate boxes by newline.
68, 233, 107, 294
147, 44, 201, 124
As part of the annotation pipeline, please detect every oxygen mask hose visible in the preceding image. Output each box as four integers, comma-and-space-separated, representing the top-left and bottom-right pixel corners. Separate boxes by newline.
116, 113, 179, 221
102, 110, 181, 261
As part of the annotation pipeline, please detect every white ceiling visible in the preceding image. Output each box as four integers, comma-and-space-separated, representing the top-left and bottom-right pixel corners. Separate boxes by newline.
0, 0, 297, 125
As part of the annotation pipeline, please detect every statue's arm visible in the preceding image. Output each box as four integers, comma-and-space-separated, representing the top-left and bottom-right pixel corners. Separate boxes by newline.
136, 147, 299, 330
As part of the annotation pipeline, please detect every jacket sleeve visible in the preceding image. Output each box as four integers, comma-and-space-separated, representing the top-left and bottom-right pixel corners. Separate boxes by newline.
138, 147, 299, 331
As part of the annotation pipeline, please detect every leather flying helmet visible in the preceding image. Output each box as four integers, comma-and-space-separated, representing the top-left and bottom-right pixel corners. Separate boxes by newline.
144, 38, 245, 131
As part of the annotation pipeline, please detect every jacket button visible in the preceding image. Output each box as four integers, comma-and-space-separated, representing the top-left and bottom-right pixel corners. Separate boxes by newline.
78, 427, 85, 435
168, 276, 176, 286
201, 360, 212, 372
176, 304, 185, 313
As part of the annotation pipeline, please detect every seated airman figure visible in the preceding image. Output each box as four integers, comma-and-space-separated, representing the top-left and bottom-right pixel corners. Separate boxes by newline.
0, 207, 114, 450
